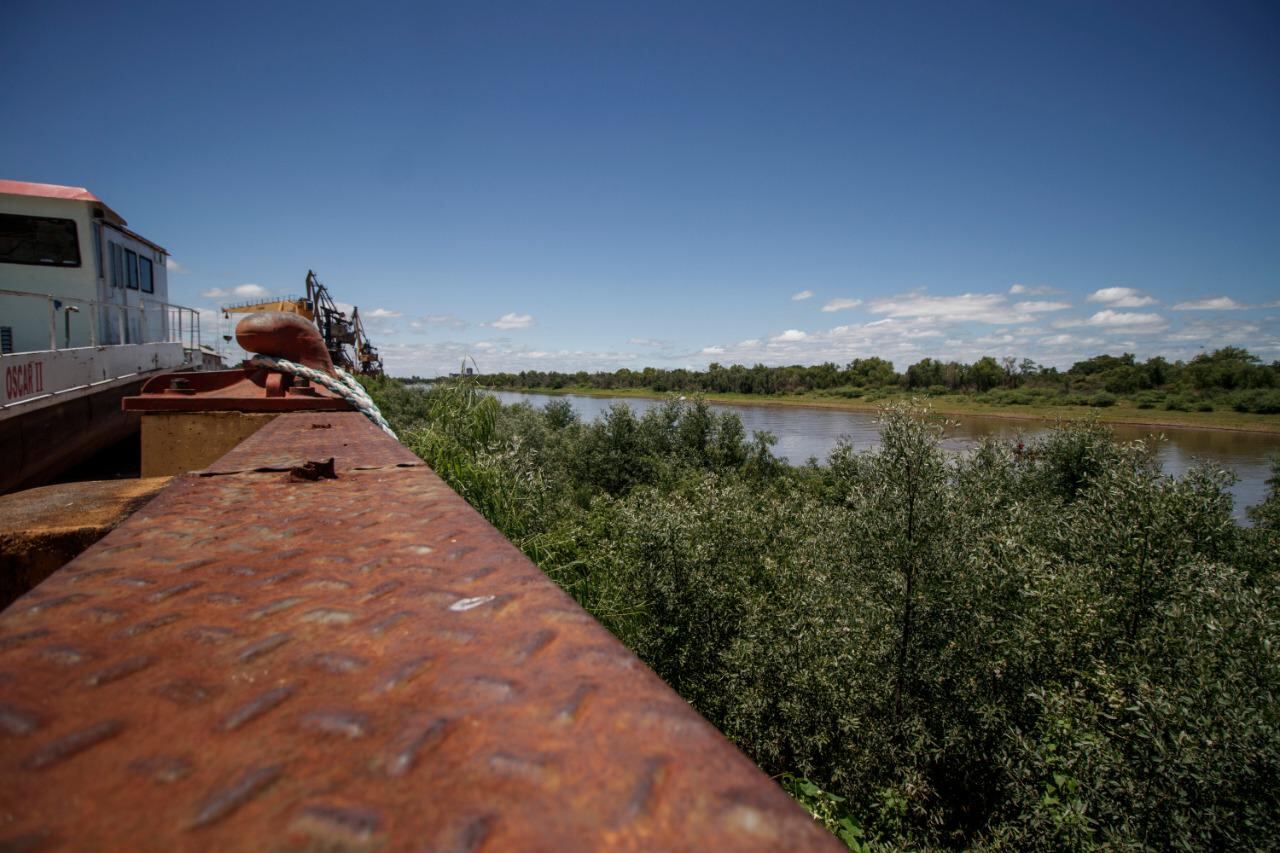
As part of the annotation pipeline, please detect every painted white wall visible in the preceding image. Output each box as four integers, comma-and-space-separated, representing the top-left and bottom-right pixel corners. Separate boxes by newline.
1, 192, 172, 353
0, 194, 98, 353
101, 223, 170, 345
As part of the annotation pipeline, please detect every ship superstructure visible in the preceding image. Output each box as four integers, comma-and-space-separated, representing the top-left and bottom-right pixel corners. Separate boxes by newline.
0, 179, 204, 492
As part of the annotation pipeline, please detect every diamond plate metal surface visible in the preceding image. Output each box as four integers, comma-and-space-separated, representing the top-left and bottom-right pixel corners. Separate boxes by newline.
200, 412, 422, 475
0, 414, 838, 850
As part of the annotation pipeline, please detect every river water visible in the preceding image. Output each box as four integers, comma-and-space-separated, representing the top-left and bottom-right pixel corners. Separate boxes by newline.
489, 390, 1280, 521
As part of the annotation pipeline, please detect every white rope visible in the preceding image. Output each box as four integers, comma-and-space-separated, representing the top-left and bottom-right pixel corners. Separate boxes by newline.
249, 355, 397, 439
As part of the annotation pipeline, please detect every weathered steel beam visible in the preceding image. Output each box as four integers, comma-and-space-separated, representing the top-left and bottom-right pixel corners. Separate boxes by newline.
0, 412, 837, 850
0, 477, 171, 609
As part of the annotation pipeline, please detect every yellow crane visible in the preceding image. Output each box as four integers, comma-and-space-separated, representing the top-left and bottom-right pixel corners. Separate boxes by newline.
222, 297, 312, 317
222, 270, 384, 376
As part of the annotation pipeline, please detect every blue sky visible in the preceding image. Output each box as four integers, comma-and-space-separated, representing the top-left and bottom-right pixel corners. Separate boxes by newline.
4, 1, 1277, 375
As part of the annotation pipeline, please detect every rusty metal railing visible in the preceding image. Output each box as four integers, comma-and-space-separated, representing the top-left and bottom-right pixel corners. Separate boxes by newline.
0, 412, 837, 850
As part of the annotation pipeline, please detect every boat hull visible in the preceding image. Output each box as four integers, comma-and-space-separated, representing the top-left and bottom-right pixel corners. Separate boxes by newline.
0, 377, 145, 494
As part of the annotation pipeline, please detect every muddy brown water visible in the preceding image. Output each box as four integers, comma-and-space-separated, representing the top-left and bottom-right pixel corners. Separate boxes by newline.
491, 391, 1280, 522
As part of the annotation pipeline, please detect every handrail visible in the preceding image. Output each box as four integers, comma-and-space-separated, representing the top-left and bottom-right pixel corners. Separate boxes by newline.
0, 288, 201, 352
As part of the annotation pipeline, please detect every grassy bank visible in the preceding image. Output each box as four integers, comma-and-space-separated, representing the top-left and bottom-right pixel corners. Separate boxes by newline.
486, 384, 1280, 433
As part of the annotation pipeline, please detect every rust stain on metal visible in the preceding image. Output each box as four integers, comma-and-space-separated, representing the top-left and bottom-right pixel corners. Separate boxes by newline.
0, 413, 839, 850
201, 412, 422, 475
123, 367, 353, 414
288, 457, 337, 482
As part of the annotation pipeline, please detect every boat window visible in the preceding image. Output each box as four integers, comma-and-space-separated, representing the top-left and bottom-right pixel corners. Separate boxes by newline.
92, 223, 102, 279
0, 213, 81, 267
139, 256, 154, 293
125, 249, 139, 289
110, 242, 123, 287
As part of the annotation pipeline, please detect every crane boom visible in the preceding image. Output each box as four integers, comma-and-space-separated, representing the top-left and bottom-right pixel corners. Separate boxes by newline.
222, 298, 313, 318
220, 270, 384, 376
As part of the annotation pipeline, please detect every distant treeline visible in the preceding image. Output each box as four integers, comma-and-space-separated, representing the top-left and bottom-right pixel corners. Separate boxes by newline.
452, 347, 1280, 414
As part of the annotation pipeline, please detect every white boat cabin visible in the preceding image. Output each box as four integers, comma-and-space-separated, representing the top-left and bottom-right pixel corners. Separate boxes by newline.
1, 180, 202, 416
0, 179, 179, 353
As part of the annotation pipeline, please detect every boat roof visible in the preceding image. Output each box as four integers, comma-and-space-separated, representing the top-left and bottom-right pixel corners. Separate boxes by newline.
0, 178, 167, 254
106, 221, 169, 255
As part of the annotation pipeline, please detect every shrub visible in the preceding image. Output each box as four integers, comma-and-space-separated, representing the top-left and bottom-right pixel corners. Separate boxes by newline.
1231, 389, 1280, 414
543, 398, 577, 429
1089, 392, 1117, 407
363, 382, 1280, 850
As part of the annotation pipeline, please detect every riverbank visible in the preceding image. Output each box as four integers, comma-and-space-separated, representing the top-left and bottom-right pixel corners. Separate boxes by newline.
486, 385, 1280, 434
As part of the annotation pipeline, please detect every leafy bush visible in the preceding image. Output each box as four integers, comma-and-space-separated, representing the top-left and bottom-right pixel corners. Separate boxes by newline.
1231, 389, 1280, 414
1133, 390, 1166, 408
1089, 392, 1117, 407
364, 381, 1280, 850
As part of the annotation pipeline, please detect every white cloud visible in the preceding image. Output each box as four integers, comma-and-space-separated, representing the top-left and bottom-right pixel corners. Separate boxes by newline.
1083, 309, 1167, 329
1164, 318, 1265, 344
868, 292, 1035, 325
367, 307, 402, 319
1087, 287, 1156, 307
821, 298, 863, 313
166, 257, 186, 274
378, 340, 641, 377
487, 313, 535, 330
791, 289, 814, 301
1039, 332, 1107, 348
200, 283, 268, 300
772, 329, 808, 342
368, 285, 1276, 377
1172, 296, 1247, 311
410, 313, 468, 330
1012, 300, 1071, 314
1009, 283, 1057, 295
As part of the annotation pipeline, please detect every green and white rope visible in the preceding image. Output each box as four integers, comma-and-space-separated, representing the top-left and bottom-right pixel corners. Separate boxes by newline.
249, 355, 397, 439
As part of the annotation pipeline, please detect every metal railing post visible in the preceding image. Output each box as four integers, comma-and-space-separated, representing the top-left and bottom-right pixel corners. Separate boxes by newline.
0, 288, 201, 352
